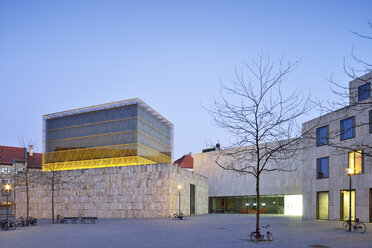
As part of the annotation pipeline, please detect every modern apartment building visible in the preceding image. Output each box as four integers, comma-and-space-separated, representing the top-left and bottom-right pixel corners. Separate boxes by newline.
43, 98, 174, 171
302, 72, 372, 222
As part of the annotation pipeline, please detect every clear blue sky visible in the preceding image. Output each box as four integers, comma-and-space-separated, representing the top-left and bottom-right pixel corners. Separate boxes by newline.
1, 0, 371, 159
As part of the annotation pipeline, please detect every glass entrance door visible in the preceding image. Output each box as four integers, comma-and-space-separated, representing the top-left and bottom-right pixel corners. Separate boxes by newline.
317, 192, 329, 220
341, 190, 355, 221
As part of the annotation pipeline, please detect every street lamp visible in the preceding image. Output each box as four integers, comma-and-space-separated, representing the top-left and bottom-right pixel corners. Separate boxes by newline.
177, 185, 182, 216
4, 184, 11, 224
346, 168, 354, 232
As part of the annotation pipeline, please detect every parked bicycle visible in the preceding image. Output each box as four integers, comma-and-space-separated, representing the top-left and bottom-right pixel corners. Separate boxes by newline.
173, 213, 186, 220
343, 218, 366, 233
250, 224, 273, 241
0, 219, 16, 230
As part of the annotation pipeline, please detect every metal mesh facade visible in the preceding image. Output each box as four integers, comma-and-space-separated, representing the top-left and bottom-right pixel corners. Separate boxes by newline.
43, 99, 173, 171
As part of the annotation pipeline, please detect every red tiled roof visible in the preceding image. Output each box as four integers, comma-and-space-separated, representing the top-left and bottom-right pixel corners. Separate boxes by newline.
27, 152, 42, 169
0, 145, 42, 169
174, 154, 193, 169
0, 145, 26, 165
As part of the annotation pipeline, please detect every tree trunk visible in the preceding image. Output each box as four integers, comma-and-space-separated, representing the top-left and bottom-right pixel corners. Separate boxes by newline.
52, 185, 55, 224
26, 175, 29, 226
256, 175, 260, 233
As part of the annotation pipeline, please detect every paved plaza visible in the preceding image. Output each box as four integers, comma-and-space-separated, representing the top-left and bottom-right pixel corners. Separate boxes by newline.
1, 214, 372, 248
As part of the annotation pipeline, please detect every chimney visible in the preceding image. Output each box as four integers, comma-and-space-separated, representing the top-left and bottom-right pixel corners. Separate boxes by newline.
29, 145, 34, 156
216, 143, 221, 150
189, 152, 193, 157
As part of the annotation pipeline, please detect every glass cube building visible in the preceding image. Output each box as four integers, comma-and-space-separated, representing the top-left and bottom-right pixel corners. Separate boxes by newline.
42, 99, 173, 171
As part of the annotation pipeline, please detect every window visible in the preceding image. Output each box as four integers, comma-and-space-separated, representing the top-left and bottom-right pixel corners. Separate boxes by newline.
0, 167, 12, 174
358, 83, 370, 102
340, 117, 355, 140
316, 125, 328, 146
15, 168, 25, 174
369, 110, 372, 133
349, 150, 363, 174
317, 157, 329, 179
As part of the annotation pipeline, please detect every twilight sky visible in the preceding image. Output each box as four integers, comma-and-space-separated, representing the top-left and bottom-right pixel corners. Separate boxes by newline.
0, 0, 371, 160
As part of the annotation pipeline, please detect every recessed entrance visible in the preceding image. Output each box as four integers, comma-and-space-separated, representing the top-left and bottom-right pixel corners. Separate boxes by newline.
190, 184, 195, 215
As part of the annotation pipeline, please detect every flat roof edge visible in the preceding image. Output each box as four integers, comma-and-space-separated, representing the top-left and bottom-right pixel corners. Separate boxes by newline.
43, 98, 173, 127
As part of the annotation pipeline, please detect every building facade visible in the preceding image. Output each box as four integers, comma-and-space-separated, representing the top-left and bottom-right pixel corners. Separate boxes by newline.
16, 163, 208, 218
43, 98, 174, 171
194, 148, 303, 216
0, 145, 42, 217
302, 72, 372, 222
13, 99, 209, 218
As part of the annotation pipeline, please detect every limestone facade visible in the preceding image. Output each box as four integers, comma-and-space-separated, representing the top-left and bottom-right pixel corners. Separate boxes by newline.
302, 72, 372, 222
194, 150, 302, 197
15, 163, 208, 218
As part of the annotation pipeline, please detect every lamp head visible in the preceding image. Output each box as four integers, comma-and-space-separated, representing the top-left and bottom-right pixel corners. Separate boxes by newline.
347, 168, 354, 175
177, 185, 182, 190
4, 184, 11, 190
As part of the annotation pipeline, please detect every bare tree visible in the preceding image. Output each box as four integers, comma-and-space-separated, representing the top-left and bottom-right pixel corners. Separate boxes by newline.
207, 51, 312, 233
309, 20, 372, 158
14, 138, 41, 224
40, 162, 70, 223
326, 20, 372, 110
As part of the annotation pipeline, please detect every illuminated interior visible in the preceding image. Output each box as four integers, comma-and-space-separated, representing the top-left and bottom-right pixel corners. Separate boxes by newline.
284, 195, 303, 216
317, 192, 329, 220
43, 99, 173, 171
348, 150, 363, 174
341, 190, 355, 221
210, 194, 303, 215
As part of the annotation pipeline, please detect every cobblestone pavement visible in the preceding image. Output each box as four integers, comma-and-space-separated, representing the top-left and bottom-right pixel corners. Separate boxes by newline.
1, 214, 371, 248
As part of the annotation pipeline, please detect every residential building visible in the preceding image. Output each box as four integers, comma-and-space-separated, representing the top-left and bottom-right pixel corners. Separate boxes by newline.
174, 153, 193, 171
0, 145, 42, 217
302, 72, 372, 222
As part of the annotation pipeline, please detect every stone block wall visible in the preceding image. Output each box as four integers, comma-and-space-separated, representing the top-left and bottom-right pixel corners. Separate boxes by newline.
15, 163, 208, 219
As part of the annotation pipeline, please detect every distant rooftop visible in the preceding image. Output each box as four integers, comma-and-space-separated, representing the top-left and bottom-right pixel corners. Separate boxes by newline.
43, 98, 173, 127
0, 145, 42, 169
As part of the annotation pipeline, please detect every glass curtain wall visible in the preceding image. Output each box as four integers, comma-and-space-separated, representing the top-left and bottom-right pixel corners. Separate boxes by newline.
210, 195, 285, 214
43, 102, 173, 171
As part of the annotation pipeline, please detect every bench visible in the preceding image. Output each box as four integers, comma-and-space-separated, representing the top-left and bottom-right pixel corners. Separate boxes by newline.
81, 217, 97, 224
64, 217, 79, 224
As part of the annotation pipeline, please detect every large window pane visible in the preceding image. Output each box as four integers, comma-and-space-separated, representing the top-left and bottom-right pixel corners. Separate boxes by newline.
348, 150, 363, 174
358, 83, 371, 102
316, 125, 328, 146
340, 117, 355, 140
317, 157, 329, 179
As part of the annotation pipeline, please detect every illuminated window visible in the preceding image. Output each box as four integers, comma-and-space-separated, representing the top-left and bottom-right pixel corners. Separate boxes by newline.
340, 117, 355, 140
317, 157, 329, 179
358, 83, 370, 102
316, 125, 328, 146
348, 150, 363, 174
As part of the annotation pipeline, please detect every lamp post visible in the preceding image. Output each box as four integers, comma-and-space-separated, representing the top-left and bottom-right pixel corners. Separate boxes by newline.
346, 168, 354, 232
177, 185, 182, 216
4, 184, 11, 224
